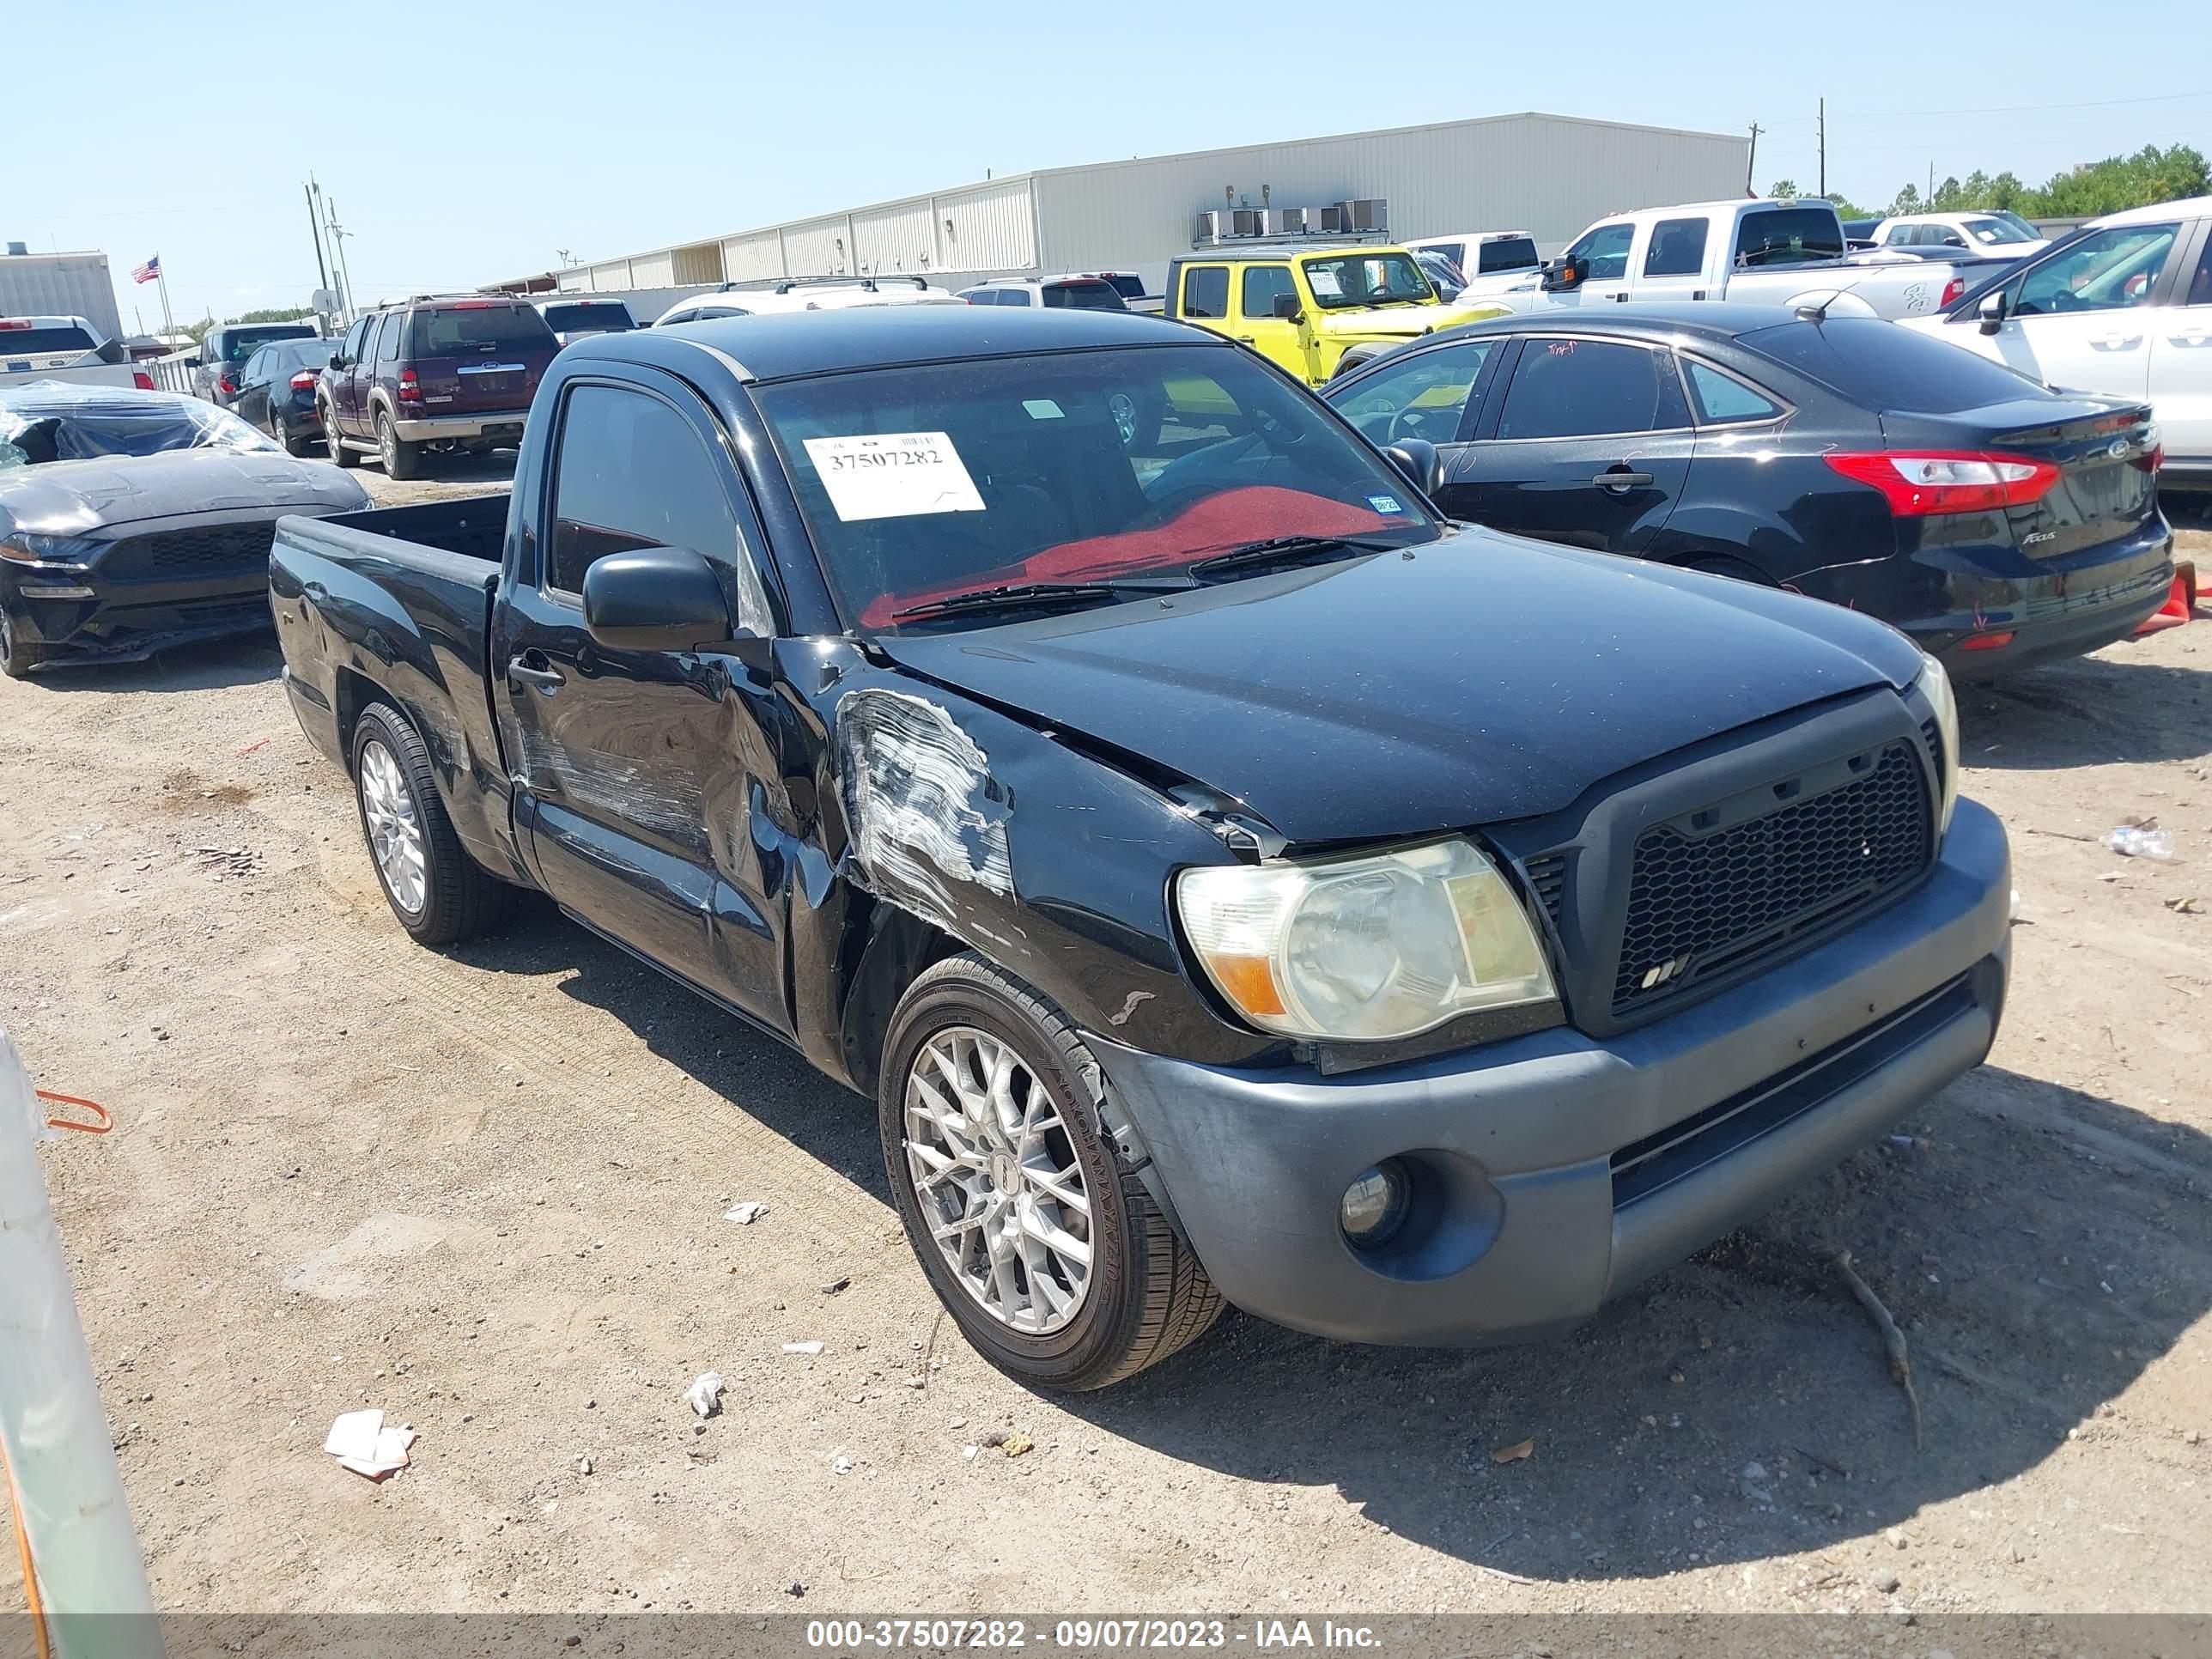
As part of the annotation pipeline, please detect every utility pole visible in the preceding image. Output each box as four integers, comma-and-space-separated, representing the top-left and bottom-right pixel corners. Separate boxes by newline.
1817, 99, 1826, 198
1746, 124, 1764, 196
304, 180, 332, 312
324, 196, 356, 320
1928, 160, 1936, 204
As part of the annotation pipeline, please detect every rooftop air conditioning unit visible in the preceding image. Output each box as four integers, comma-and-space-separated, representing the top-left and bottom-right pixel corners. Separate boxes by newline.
1231, 208, 1267, 239
1313, 205, 1346, 235
1194, 210, 1231, 243
1337, 198, 1388, 234
1277, 207, 1329, 235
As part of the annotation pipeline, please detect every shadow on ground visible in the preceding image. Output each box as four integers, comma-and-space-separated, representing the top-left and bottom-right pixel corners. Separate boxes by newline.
31, 633, 283, 696
1961, 651, 2211, 770
440, 908, 2209, 1585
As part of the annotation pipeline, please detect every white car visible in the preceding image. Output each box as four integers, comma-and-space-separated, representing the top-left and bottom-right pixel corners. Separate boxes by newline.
654, 276, 959, 327
1872, 211, 2048, 258
1900, 195, 2212, 488
955, 275, 1129, 310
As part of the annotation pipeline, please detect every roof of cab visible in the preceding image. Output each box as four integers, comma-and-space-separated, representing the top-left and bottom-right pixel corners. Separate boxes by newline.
572, 303, 1209, 383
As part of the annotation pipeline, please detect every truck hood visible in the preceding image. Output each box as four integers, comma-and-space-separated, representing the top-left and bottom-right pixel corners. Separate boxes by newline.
876, 526, 1925, 845
0, 450, 365, 536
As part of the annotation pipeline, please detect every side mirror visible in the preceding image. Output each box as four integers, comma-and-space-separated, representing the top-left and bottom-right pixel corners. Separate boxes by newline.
581, 545, 732, 653
1540, 261, 1582, 292
1271, 292, 1304, 323
329, 354, 348, 370
1382, 438, 1444, 500
1977, 292, 2008, 334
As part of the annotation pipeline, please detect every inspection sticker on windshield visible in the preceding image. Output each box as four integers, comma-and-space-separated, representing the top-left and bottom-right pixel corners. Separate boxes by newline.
1367, 494, 1406, 515
803, 432, 986, 522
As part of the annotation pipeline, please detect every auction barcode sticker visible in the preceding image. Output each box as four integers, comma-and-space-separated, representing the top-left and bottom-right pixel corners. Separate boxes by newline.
803, 431, 987, 522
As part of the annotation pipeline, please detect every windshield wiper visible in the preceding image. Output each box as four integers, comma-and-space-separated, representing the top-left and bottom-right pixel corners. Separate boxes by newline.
891, 576, 1191, 624
1187, 535, 1402, 580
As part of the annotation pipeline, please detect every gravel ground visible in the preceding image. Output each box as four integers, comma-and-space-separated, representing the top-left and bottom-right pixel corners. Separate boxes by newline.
2, 451, 2209, 1620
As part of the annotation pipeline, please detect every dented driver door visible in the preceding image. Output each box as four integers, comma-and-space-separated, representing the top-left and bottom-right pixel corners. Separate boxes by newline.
495, 370, 793, 1036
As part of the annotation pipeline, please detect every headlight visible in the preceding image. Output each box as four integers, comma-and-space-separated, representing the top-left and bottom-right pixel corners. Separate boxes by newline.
1916, 653, 1960, 836
1177, 838, 1556, 1042
3, 532, 104, 566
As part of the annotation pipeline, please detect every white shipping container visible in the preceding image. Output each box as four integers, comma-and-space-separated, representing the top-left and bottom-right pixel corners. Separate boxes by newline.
0, 251, 124, 341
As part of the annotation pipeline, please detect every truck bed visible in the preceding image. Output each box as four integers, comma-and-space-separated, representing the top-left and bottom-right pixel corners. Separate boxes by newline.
269, 492, 520, 880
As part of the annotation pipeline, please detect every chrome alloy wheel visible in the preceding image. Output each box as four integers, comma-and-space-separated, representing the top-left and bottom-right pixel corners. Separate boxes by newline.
358, 738, 428, 915
902, 1026, 1093, 1334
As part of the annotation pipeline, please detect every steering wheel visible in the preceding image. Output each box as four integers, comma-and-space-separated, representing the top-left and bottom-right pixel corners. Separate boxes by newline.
1388, 403, 1450, 445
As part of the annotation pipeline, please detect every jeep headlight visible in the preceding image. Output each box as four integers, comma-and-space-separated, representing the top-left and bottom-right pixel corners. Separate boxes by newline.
1916, 653, 1960, 836
1177, 839, 1556, 1043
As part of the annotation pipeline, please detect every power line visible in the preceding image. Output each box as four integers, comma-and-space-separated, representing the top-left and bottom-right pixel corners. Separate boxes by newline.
1831, 88, 2212, 119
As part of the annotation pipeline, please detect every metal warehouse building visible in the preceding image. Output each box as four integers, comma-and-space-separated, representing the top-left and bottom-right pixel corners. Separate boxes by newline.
512, 112, 1748, 299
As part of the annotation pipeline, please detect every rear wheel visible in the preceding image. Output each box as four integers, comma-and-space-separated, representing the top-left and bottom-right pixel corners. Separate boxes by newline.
376, 410, 422, 481
274, 409, 312, 457
349, 704, 510, 945
0, 605, 44, 680
322, 403, 358, 467
879, 953, 1224, 1391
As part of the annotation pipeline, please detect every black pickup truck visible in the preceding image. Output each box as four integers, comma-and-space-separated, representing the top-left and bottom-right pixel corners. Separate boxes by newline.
271, 307, 2011, 1391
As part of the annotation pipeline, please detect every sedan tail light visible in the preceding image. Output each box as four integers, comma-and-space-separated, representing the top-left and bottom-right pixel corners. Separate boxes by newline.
1824, 450, 2061, 516
289, 370, 319, 390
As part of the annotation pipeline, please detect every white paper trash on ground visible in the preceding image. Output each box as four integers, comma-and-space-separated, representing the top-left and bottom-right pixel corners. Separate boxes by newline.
323, 1408, 414, 1480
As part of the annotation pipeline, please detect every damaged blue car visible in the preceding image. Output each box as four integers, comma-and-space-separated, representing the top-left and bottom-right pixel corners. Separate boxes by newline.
270, 307, 2011, 1389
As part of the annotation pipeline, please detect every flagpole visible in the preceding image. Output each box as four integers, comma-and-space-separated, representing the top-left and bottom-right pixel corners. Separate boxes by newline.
154, 260, 174, 342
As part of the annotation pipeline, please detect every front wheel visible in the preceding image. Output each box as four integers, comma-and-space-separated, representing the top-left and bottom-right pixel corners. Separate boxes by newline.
0, 605, 44, 680
376, 410, 422, 481
350, 705, 510, 945
879, 954, 1224, 1391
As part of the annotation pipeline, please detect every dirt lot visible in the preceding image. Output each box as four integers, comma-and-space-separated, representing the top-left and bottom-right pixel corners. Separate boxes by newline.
3, 459, 2209, 1620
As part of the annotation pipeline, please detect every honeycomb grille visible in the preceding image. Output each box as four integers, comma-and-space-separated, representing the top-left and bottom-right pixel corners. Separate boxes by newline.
108, 523, 276, 579
1612, 743, 1932, 1016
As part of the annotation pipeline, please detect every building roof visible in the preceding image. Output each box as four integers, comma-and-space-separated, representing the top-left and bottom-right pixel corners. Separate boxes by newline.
498, 110, 1745, 290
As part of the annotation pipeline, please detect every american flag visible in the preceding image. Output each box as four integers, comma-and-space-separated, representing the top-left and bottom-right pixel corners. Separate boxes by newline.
131, 255, 161, 285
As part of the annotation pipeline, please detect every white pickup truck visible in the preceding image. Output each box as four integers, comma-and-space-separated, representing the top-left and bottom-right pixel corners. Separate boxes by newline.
0, 317, 150, 390
1492, 198, 2015, 321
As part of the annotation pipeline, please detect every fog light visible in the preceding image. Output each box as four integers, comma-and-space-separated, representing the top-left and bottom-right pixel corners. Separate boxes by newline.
17, 582, 94, 599
1340, 1161, 1411, 1248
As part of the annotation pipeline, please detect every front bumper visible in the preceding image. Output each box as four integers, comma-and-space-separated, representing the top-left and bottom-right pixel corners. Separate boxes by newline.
2, 555, 271, 664
391, 410, 529, 445
1088, 797, 2011, 1346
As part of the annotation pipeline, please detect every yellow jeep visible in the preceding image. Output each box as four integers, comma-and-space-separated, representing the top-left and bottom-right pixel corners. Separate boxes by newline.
1164, 245, 1504, 385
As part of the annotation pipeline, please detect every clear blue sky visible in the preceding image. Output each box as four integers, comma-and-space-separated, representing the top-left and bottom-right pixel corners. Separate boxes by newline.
18, 0, 2209, 331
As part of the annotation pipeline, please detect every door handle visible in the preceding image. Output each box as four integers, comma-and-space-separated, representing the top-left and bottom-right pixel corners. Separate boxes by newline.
2088, 332, 2141, 349
1236, 335, 1255, 343
1594, 469, 1654, 489
507, 655, 565, 693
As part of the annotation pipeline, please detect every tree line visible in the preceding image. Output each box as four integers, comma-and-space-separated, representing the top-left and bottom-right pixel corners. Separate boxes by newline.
1769, 142, 2206, 222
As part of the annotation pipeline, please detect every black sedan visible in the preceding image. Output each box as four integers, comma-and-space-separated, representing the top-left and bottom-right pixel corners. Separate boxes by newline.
0, 383, 366, 678
1324, 305, 2174, 677
234, 337, 338, 455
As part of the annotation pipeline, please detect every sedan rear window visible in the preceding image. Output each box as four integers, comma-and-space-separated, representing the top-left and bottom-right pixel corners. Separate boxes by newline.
1743, 318, 2043, 413
407, 306, 556, 356
0, 325, 98, 355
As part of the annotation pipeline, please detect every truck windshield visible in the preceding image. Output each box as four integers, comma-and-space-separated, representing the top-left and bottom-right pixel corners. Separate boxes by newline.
1299, 252, 1436, 309
222, 326, 316, 362
1735, 209, 1846, 267
1962, 216, 2037, 246
754, 344, 1442, 630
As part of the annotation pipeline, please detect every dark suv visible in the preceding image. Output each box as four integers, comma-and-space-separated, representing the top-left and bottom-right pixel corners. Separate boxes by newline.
318, 297, 558, 479
196, 321, 321, 408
